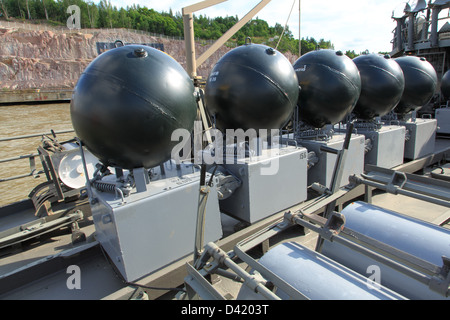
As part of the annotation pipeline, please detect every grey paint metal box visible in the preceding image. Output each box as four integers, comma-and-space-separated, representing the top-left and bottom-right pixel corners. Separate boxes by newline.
361, 125, 406, 169
435, 107, 450, 134
91, 163, 223, 282
219, 146, 308, 224
299, 133, 365, 189
404, 118, 437, 160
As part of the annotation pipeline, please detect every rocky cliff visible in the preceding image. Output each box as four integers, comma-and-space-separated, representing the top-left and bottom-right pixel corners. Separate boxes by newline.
0, 24, 298, 90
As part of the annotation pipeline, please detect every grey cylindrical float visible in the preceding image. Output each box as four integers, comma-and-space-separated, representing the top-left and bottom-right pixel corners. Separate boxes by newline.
321, 201, 450, 300
237, 241, 406, 300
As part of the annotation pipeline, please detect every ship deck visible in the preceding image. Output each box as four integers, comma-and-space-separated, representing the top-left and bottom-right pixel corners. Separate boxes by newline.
0, 135, 448, 300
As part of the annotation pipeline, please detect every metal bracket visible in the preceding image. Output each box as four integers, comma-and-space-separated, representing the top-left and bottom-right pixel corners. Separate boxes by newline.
37, 145, 64, 201
429, 256, 450, 297
195, 88, 213, 144
185, 262, 226, 300
307, 151, 319, 169
193, 164, 211, 266
386, 171, 407, 194
284, 209, 345, 242
215, 168, 241, 200
323, 211, 346, 238
0, 210, 84, 250
351, 165, 450, 207
128, 287, 149, 300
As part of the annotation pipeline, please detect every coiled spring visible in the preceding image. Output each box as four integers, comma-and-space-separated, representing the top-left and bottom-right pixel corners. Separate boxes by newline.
92, 181, 117, 193
92, 180, 127, 204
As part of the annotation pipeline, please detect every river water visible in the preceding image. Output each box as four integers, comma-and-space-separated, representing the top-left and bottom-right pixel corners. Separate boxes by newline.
0, 103, 75, 207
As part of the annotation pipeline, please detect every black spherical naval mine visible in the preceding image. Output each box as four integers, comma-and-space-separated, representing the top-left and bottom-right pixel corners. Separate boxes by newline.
70, 45, 197, 170
205, 43, 299, 131
394, 56, 438, 115
441, 69, 450, 99
293, 49, 361, 128
352, 53, 405, 120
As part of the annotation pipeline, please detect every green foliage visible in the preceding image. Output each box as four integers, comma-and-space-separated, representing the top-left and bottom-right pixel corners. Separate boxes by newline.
345, 50, 359, 59
0, 0, 335, 55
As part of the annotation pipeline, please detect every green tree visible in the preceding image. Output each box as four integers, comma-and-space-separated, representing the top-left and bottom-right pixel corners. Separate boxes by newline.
301, 39, 316, 54
345, 50, 358, 59
0, 0, 339, 58
98, 0, 113, 28
0, 0, 8, 19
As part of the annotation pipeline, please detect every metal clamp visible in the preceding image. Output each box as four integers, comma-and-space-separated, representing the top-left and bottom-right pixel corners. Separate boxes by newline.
386, 171, 407, 194
429, 256, 450, 297
323, 211, 346, 238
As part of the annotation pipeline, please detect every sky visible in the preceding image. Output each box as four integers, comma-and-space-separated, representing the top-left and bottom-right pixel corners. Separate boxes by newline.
107, 0, 410, 54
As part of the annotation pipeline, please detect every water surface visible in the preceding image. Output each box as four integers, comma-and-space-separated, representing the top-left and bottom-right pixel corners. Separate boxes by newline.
0, 103, 74, 207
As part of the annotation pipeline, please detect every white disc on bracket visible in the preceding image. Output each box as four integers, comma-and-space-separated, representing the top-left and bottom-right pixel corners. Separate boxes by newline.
58, 148, 99, 189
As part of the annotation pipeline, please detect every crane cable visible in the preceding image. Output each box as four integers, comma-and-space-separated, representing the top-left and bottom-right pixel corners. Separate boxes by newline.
275, 0, 297, 50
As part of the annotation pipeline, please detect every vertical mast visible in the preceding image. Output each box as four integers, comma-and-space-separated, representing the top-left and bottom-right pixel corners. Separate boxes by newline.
299, 0, 301, 56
